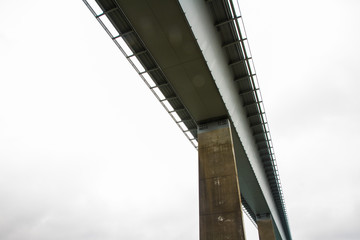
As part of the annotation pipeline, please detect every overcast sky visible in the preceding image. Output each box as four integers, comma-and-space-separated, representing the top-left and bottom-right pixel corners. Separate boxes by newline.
0, 0, 359, 239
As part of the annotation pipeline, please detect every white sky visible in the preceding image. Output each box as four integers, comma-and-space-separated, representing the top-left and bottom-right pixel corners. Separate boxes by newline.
0, 0, 359, 239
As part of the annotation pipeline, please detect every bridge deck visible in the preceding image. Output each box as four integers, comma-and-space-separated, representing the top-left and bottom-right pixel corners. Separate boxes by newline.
84, 0, 291, 239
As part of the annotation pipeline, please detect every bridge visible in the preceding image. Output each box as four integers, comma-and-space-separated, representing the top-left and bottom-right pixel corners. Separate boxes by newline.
83, 0, 292, 239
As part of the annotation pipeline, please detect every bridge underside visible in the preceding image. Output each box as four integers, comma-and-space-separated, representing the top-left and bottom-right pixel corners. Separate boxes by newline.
87, 0, 291, 239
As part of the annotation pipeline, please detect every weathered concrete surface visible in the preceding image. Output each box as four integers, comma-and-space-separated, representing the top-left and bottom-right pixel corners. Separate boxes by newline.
198, 123, 245, 240
257, 217, 276, 240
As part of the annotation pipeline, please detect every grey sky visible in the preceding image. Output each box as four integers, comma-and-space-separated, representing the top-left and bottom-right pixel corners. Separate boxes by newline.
240, 0, 360, 239
1, 0, 359, 239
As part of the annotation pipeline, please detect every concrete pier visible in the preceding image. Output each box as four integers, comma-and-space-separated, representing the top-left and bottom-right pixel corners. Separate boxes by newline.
198, 120, 246, 240
257, 215, 276, 240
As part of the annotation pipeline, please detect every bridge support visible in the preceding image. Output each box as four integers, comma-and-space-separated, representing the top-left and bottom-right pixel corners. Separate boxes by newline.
256, 215, 276, 240
198, 119, 246, 240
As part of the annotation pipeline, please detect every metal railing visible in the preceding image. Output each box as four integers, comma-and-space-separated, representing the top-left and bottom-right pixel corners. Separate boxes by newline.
83, 0, 199, 149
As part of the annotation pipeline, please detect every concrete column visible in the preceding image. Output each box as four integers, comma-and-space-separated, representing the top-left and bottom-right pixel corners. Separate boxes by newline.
198, 120, 246, 240
257, 215, 276, 240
